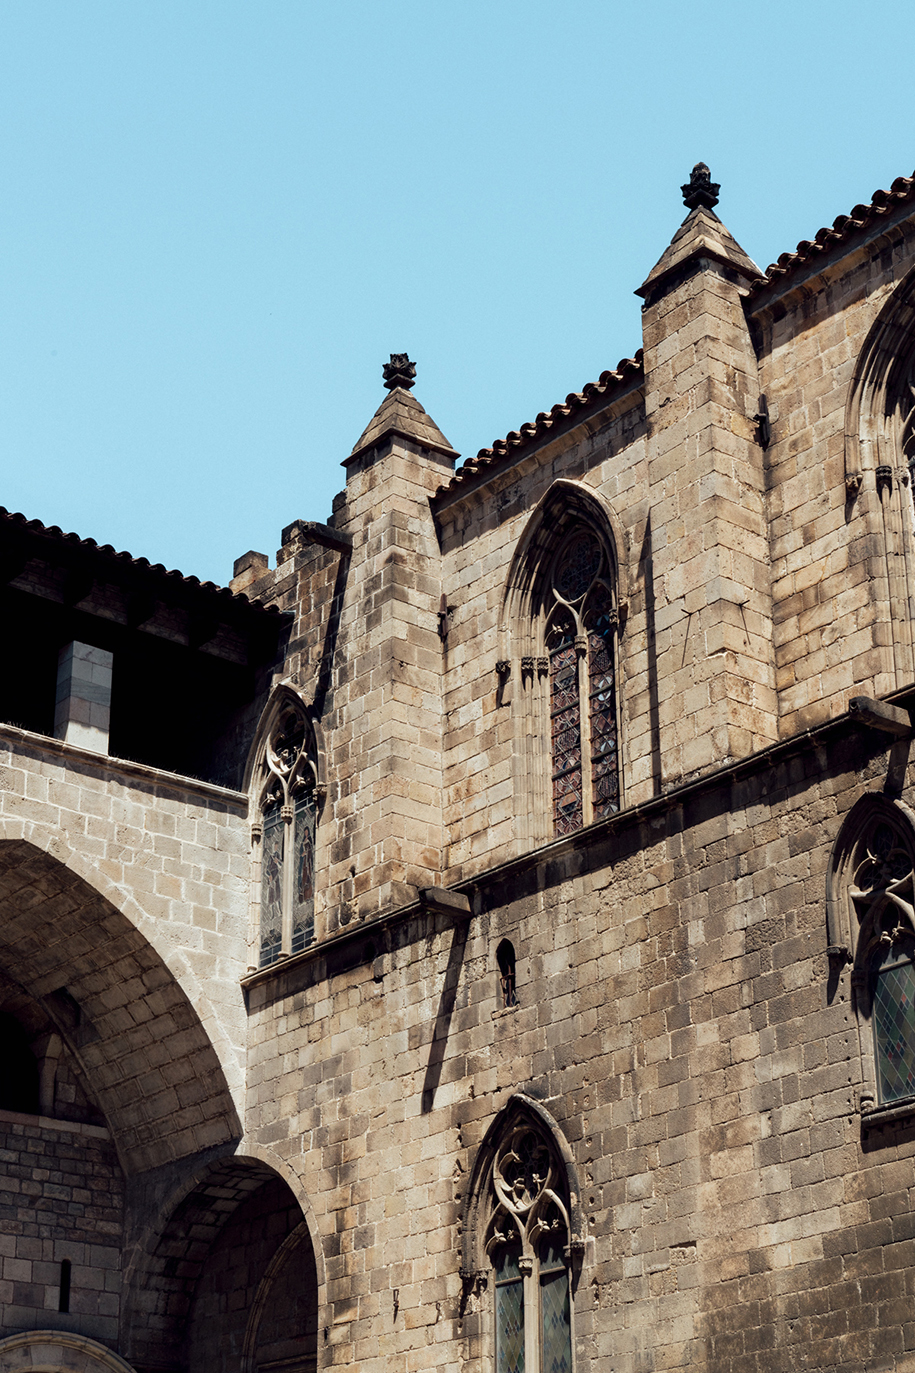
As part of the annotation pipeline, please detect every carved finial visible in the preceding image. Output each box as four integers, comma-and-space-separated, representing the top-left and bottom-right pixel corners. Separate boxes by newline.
681, 163, 720, 211
382, 353, 416, 391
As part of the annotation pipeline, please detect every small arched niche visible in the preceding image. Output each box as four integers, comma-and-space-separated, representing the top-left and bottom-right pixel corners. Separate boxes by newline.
496, 939, 518, 1008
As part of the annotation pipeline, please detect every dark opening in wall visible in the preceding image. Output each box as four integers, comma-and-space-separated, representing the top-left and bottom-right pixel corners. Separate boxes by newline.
58, 1260, 71, 1313
0, 1012, 40, 1114
496, 940, 518, 1008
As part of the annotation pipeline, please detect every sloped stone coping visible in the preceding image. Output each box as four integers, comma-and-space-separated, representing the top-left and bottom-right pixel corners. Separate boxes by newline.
0, 1332, 136, 1373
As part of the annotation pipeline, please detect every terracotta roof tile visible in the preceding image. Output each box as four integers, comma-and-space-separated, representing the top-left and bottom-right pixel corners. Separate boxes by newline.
750, 172, 915, 294
434, 352, 643, 499
0, 505, 283, 617
435, 172, 915, 504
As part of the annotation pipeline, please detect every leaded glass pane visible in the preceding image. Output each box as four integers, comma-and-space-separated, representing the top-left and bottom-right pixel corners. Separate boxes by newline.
585, 587, 619, 821
873, 944, 915, 1103
292, 791, 316, 955
554, 532, 602, 603
540, 1264, 571, 1373
549, 611, 582, 836
495, 1245, 524, 1373
260, 803, 284, 967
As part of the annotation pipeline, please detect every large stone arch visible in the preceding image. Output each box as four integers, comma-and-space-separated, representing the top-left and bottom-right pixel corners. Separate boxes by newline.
123, 1155, 321, 1373
0, 812, 245, 1106
0, 1331, 137, 1373
0, 834, 241, 1174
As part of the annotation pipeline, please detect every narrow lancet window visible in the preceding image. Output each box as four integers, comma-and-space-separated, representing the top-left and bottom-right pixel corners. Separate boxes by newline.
497, 940, 518, 1008
546, 528, 620, 836
254, 694, 320, 969
585, 585, 619, 822
548, 610, 582, 835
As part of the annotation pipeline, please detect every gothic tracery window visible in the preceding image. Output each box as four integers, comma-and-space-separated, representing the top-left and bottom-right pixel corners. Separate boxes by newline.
485, 1122, 573, 1373
545, 529, 620, 836
254, 698, 319, 968
845, 811, 915, 1107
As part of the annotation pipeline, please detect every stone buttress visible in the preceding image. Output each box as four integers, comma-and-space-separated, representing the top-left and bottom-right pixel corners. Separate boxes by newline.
637, 164, 778, 783
328, 354, 457, 922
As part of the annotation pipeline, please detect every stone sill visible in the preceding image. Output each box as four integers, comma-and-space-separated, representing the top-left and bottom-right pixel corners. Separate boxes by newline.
0, 720, 247, 810
861, 1096, 915, 1129
0, 1106, 110, 1139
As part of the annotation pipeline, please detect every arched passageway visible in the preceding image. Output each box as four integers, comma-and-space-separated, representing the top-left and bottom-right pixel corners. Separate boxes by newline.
125, 1157, 319, 1373
0, 838, 240, 1174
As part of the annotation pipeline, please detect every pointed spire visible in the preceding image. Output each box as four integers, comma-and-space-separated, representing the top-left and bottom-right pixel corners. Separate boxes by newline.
636, 163, 760, 302
345, 355, 458, 467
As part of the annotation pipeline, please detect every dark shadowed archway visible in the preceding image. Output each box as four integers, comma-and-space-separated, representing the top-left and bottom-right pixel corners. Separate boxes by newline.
124, 1157, 319, 1373
0, 839, 240, 1174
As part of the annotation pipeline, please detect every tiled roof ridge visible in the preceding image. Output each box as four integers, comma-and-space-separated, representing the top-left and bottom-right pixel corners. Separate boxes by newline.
435, 351, 643, 499
751, 171, 915, 294
0, 505, 282, 614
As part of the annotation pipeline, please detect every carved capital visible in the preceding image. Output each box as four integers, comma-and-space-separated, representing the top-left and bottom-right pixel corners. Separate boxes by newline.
496, 660, 511, 679
521, 655, 535, 676
537, 656, 549, 676
876, 463, 893, 494
518, 1256, 534, 1277
314, 783, 327, 806
281, 803, 294, 824
845, 472, 863, 498
826, 944, 852, 969
574, 634, 588, 657
250, 822, 263, 843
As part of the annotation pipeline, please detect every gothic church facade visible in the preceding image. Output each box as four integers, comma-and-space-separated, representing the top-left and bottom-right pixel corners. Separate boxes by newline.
3, 164, 915, 1373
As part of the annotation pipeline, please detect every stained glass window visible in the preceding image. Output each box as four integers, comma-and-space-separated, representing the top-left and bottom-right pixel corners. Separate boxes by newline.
549, 612, 582, 836
539, 1239, 572, 1373
585, 587, 619, 822
546, 527, 620, 835
260, 802, 284, 967
292, 791, 316, 955
495, 1245, 525, 1373
873, 941, 915, 1104
487, 1121, 573, 1373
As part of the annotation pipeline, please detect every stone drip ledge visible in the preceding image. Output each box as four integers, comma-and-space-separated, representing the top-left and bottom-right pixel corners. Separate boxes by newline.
246, 688, 914, 996
0, 1106, 111, 1140
0, 720, 247, 810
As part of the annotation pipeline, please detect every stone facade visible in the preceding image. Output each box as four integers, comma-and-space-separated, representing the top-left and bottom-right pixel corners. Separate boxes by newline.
4, 165, 915, 1373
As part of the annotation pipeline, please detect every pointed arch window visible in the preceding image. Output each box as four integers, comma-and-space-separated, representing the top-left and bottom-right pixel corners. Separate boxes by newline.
485, 1122, 573, 1373
545, 530, 620, 836
253, 696, 320, 969
830, 798, 915, 1116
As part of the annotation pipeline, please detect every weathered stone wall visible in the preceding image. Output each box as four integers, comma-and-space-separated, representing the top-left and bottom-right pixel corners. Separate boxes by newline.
0, 1112, 123, 1347
754, 222, 915, 736
243, 720, 915, 1373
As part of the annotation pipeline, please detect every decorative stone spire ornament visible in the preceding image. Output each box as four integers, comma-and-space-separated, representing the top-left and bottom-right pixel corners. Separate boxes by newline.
382, 353, 417, 391
681, 163, 720, 211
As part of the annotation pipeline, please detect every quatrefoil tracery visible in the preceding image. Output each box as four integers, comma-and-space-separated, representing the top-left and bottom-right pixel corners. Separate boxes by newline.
484, 1126, 570, 1261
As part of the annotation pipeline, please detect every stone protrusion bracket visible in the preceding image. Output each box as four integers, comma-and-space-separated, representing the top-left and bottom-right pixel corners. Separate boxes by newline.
848, 695, 913, 737
419, 888, 472, 920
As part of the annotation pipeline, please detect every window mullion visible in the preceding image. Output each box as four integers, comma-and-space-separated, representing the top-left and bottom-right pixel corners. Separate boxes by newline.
575, 630, 593, 827
520, 1255, 539, 1373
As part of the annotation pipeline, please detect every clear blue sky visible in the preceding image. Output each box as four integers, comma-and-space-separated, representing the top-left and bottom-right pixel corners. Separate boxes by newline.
1, 1, 913, 586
